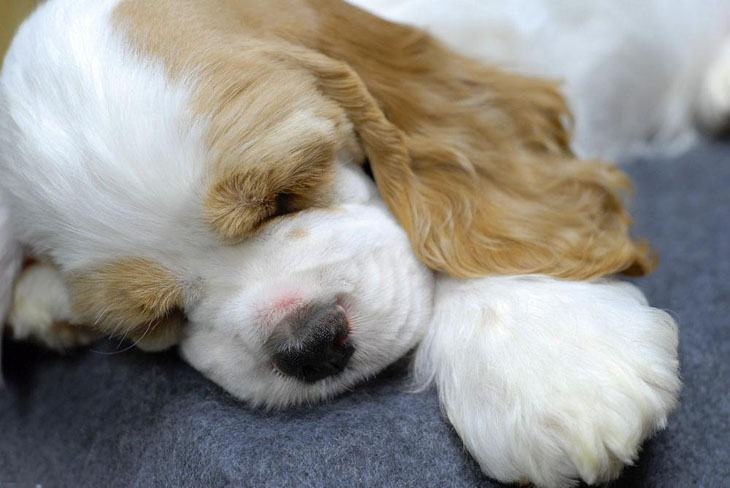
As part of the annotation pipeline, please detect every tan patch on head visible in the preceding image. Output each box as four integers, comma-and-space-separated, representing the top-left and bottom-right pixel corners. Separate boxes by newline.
113, 0, 653, 280
70, 258, 185, 349
114, 0, 360, 242
287, 227, 309, 240
204, 124, 338, 241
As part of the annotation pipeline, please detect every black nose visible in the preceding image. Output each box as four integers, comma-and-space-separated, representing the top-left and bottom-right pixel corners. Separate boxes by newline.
268, 303, 355, 383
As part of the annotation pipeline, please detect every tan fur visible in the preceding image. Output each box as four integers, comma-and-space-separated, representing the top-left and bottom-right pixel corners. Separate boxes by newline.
205, 130, 339, 241
77, 0, 656, 343
288, 228, 310, 240
69, 259, 185, 350
114, 0, 363, 241
114, 0, 653, 280
117, 0, 652, 278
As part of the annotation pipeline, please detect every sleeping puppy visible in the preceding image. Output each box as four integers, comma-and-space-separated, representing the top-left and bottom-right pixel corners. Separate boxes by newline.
5, 166, 679, 488
351, 0, 730, 161
7, 164, 435, 406
0, 0, 677, 486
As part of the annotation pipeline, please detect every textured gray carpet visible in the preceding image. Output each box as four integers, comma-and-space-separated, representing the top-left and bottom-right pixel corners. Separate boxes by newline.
1, 142, 729, 487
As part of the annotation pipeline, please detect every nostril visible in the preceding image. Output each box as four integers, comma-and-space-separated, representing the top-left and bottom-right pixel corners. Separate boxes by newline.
267, 302, 355, 383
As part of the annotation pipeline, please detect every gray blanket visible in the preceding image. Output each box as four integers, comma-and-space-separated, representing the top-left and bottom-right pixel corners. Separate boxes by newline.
1, 142, 729, 487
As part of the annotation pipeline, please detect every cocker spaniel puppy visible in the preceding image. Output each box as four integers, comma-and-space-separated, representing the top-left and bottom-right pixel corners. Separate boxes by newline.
0, 0, 679, 487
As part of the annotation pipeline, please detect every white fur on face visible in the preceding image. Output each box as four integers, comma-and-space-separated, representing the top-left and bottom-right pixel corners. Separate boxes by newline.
180, 167, 434, 408
415, 275, 680, 487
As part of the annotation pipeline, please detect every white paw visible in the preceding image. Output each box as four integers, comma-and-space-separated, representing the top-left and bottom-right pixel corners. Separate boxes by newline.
8, 263, 98, 350
416, 276, 680, 488
697, 37, 730, 133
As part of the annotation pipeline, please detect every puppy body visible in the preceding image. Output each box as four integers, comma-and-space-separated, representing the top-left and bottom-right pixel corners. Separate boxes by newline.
351, 0, 730, 160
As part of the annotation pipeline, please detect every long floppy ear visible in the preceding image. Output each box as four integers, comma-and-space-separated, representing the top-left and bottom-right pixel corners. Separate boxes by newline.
114, 0, 651, 279
69, 258, 185, 351
287, 0, 654, 279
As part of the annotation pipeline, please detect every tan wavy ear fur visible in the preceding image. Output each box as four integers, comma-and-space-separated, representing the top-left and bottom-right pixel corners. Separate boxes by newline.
114, 0, 654, 280
290, 0, 654, 279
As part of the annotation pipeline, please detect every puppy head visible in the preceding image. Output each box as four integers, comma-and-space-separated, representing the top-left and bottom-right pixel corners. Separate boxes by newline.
72, 167, 434, 408
180, 168, 433, 407
4, 0, 431, 406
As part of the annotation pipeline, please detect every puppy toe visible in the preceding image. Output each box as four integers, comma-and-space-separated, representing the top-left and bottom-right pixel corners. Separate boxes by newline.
8, 263, 98, 350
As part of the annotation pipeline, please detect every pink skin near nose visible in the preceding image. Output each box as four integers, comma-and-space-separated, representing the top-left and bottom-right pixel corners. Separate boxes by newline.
260, 294, 354, 335
273, 295, 302, 313
256, 293, 304, 328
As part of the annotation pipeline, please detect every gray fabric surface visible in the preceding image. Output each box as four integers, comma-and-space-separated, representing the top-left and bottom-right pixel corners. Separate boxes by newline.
1, 142, 729, 487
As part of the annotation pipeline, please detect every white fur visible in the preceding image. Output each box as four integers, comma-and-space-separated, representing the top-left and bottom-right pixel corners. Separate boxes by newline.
698, 37, 730, 131
9, 263, 72, 339
349, 0, 730, 161
180, 183, 434, 407
415, 276, 680, 487
0, 0, 210, 271
0, 199, 21, 327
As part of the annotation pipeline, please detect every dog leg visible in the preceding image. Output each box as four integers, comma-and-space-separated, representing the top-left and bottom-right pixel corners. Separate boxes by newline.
415, 275, 680, 488
7, 263, 99, 350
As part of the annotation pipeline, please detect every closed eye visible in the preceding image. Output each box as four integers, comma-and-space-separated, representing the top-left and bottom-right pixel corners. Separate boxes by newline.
204, 135, 338, 242
274, 192, 301, 218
